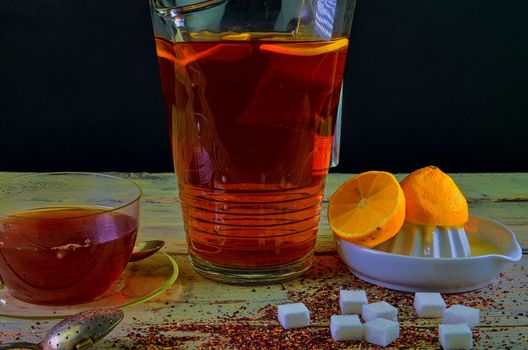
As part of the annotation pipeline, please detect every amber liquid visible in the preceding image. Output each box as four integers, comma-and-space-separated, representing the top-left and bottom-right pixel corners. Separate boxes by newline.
156, 35, 348, 268
0, 207, 137, 305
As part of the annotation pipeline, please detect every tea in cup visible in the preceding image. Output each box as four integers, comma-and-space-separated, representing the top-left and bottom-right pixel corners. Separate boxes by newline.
0, 173, 141, 305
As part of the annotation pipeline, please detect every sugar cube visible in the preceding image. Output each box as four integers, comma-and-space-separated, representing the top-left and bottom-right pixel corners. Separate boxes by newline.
362, 301, 398, 322
277, 303, 310, 329
363, 318, 399, 347
414, 292, 446, 318
444, 305, 480, 329
439, 324, 473, 350
330, 315, 362, 341
340, 289, 368, 315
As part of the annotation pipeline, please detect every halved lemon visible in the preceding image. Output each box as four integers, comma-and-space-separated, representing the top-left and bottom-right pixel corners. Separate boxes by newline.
328, 171, 406, 247
400, 166, 468, 226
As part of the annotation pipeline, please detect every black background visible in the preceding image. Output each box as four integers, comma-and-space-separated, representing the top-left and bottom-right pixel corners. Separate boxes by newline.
1, 1, 527, 173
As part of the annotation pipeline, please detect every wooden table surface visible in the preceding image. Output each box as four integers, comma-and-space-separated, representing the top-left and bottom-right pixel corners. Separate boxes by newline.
1, 173, 527, 349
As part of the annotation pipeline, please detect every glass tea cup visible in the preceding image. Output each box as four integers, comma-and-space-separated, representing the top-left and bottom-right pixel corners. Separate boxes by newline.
0, 173, 141, 305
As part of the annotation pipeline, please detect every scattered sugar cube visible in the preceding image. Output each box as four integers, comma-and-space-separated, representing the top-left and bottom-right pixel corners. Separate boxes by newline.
444, 305, 480, 329
277, 303, 310, 329
362, 301, 398, 322
340, 290, 368, 315
363, 318, 399, 347
414, 292, 446, 318
330, 315, 362, 341
439, 324, 473, 349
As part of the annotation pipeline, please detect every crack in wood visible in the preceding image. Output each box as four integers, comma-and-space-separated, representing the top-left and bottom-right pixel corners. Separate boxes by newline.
469, 198, 528, 203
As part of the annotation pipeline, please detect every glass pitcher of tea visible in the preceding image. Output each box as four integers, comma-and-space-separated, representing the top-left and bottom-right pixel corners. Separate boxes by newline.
149, 0, 356, 284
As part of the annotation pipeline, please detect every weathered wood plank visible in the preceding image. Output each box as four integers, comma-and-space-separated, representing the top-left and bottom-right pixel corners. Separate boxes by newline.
134, 172, 528, 249
0, 172, 526, 349
1, 172, 526, 249
2, 255, 526, 349
1, 172, 525, 248
2, 172, 526, 202
116, 253, 528, 348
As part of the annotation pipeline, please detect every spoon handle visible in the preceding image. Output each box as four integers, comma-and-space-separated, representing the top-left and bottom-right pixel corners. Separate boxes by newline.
0, 342, 40, 349
129, 240, 165, 262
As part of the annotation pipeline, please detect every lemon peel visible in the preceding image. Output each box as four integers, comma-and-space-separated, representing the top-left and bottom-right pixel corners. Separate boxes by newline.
260, 38, 348, 56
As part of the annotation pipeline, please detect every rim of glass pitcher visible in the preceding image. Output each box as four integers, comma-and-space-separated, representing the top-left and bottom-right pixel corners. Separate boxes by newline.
0, 172, 143, 220
152, 0, 229, 16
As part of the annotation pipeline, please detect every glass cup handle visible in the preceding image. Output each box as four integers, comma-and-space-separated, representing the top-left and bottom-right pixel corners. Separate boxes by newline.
330, 83, 344, 168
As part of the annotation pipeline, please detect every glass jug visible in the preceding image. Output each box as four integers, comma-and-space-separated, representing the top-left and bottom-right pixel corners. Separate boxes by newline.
149, 0, 356, 284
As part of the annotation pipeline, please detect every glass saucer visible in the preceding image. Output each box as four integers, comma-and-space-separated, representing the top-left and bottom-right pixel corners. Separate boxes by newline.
0, 251, 178, 320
